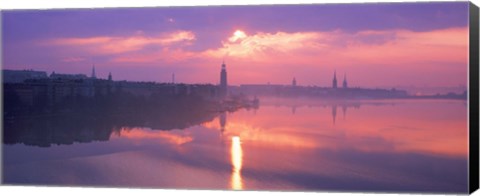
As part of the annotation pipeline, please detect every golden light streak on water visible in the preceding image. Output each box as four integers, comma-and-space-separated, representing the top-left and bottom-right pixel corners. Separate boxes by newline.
230, 136, 243, 190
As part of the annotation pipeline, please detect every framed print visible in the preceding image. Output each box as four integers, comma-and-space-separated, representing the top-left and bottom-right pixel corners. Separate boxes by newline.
1, 1, 479, 195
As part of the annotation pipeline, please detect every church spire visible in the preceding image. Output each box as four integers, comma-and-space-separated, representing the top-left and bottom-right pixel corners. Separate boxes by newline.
343, 73, 348, 88
332, 70, 338, 89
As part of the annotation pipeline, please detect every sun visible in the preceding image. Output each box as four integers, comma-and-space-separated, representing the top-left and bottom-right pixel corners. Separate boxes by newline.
234, 30, 246, 38
229, 30, 247, 42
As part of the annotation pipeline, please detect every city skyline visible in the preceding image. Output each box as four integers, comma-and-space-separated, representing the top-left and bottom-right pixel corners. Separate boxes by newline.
2, 2, 469, 88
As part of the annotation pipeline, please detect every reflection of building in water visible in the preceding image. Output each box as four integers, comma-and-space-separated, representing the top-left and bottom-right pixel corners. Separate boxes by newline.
292, 106, 296, 115
230, 136, 243, 190
342, 105, 347, 120
220, 112, 227, 133
332, 105, 337, 125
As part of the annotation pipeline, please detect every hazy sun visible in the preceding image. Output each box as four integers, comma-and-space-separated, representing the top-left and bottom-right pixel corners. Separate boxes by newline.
229, 30, 247, 42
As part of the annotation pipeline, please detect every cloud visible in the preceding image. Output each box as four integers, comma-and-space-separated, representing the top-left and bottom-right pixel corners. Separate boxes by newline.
204, 31, 326, 60
112, 48, 198, 63
203, 27, 467, 67
41, 27, 467, 68
61, 57, 87, 62
35, 27, 467, 86
44, 30, 196, 55
228, 30, 247, 42
195, 27, 467, 86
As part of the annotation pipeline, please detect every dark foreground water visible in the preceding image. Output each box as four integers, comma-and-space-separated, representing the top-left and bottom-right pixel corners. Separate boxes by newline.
2, 98, 468, 193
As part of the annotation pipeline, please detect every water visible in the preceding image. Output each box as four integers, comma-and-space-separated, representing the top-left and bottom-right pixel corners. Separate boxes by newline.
2, 98, 468, 193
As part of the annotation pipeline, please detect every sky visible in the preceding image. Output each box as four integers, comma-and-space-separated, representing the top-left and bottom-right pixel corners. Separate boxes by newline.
1, 2, 470, 88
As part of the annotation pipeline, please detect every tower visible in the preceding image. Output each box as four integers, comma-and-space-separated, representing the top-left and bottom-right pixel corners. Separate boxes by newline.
107, 72, 113, 94
292, 77, 297, 87
91, 65, 97, 79
332, 70, 337, 89
220, 60, 228, 97
342, 73, 348, 88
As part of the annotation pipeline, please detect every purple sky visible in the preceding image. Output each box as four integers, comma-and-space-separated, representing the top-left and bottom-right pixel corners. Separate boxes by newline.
2, 2, 469, 87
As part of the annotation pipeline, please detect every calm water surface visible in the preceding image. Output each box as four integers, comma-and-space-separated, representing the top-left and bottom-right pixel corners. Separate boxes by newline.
3, 98, 468, 193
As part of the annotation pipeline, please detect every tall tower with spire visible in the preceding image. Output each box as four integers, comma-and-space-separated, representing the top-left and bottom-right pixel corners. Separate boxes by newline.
342, 73, 348, 88
332, 70, 338, 89
292, 77, 297, 87
91, 65, 97, 79
220, 60, 228, 97
108, 72, 112, 81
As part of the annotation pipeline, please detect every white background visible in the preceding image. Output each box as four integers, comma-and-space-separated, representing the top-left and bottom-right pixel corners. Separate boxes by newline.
0, 0, 479, 196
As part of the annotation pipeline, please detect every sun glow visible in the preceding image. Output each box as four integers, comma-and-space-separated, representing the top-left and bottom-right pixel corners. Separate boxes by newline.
229, 30, 247, 42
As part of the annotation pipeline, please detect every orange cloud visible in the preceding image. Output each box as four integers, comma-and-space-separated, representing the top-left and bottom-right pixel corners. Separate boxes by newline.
203, 27, 468, 67
228, 30, 248, 42
112, 48, 198, 63
44, 30, 196, 55
203, 31, 326, 60
39, 27, 467, 87
196, 28, 467, 86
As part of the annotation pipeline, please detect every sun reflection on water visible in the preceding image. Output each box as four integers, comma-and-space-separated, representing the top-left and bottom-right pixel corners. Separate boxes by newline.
230, 136, 243, 190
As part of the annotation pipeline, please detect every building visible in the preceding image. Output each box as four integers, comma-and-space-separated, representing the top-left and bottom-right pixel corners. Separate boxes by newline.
219, 60, 228, 97
292, 77, 297, 87
50, 72, 88, 80
3, 69, 48, 83
343, 73, 348, 88
91, 65, 97, 79
332, 70, 338, 89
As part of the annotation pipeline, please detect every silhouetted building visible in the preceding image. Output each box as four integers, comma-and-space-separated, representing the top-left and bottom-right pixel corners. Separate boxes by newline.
292, 77, 297, 87
91, 65, 96, 79
3, 69, 48, 83
343, 73, 348, 88
332, 70, 338, 89
220, 60, 228, 97
108, 72, 112, 81
50, 72, 88, 80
